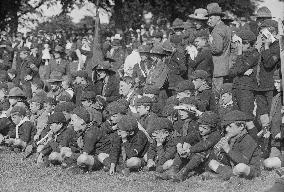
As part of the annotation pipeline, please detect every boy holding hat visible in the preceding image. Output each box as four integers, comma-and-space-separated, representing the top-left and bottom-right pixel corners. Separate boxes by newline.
6, 106, 36, 151
146, 117, 178, 173
117, 114, 150, 175
255, 19, 280, 157
228, 29, 260, 142
208, 110, 261, 180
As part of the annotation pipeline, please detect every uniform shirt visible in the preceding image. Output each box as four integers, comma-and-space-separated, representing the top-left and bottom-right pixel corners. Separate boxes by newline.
123, 130, 149, 159
8, 119, 36, 145
147, 134, 180, 167
228, 48, 259, 90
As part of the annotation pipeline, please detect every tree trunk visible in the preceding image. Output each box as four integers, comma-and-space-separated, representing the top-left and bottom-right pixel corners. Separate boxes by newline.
113, 0, 124, 33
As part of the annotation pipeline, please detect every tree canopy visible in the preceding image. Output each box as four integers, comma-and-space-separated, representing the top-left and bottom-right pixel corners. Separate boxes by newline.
0, 0, 280, 34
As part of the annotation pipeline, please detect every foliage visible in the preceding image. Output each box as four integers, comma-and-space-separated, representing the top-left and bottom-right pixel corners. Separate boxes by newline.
36, 14, 75, 33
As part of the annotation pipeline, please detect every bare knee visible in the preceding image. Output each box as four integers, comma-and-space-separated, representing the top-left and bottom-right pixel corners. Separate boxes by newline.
263, 157, 282, 169
208, 159, 222, 172
126, 157, 142, 169
233, 163, 250, 176
77, 154, 94, 166
97, 153, 109, 163
162, 159, 174, 170
48, 152, 62, 162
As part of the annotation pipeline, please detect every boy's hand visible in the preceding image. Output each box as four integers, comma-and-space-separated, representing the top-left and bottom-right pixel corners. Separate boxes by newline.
221, 140, 230, 153
147, 159, 156, 168
244, 69, 253, 76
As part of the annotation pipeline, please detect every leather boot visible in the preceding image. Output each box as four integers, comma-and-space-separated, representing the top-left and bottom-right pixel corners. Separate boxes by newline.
156, 166, 179, 180
172, 165, 191, 182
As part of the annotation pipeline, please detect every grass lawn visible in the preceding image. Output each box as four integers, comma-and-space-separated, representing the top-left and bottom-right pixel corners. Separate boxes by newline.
0, 148, 278, 192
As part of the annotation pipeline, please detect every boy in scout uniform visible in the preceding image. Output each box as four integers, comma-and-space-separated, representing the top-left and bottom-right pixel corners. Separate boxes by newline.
146, 117, 179, 173
117, 114, 150, 176
208, 110, 261, 180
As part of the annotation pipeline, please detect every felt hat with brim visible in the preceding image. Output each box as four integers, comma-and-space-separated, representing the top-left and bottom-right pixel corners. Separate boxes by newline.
190, 70, 210, 80
256, 6, 272, 18
5, 87, 26, 98
47, 77, 63, 83
206, 3, 225, 17
222, 14, 235, 23
172, 18, 185, 30
148, 117, 173, 135
188, 8, 208, 20
96, 61, 115, 73
150, 44, 167, 55
20, 47, 30, 53
260, 19, 278, 29
198, 111, 219, 129
138, 44, 152, 54
54, 45, 64, 53
162, 40, 175, 53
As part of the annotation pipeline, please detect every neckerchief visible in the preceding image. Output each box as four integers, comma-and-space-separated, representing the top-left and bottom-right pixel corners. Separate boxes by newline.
15, 116, 30, 139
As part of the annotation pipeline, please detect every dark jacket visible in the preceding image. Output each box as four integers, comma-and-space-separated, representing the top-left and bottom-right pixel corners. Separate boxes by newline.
82, 125, 121, 165
0, 116, 15, 136
123, 130, 149, 159
227, 133, 261, 168
93, 73, 120, 103
228, 48, 259, 90
184, 130, 222, 154
195, 89, 216, 111
8, 120, 36, 145
138, 112, 158, 132
17, 56, 39, 83
256, 41, 280, 91
147, 134, 180, 167
188, 45, 213, 77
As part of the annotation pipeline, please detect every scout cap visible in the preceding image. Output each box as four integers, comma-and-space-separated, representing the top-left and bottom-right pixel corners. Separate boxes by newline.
221, 110, 253, 127
235, 29, 256, 42
135, 96, 153, 106
117, 115, 138, 132
47, 112, 67, 124
148, 117, 173, 135
219, 83, 233, 96
106, 101, 128, 116
54, 102, 76, 113
198, 111, 219, 128
206, 3, 225, 17
256, 6, 272, 18
71, 107, 90, 123
190, 70, 210, 80
175, 80, 195, 93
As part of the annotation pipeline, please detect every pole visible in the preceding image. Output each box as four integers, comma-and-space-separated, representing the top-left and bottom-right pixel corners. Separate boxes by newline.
278, 19, 284, 104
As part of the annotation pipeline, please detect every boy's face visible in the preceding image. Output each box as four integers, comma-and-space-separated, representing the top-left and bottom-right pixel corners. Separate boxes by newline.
178, 110, 189, 120
193, 78, 203, 89
152, 129, 169, 142
75, 77, 87, 85
194, 21, 203, 30
143, 93, 155, 99
110, 113, 123, 125
136, 105, 150, 116
11, 114, 23, 125
226, 122, 243, 138
194, 37, 207, 49
61, 80, 69, 89
62, 111, 71, 121
117, 130, 128, 139
119, 81, 132, 96
82, 100, 92, 108
97, 71, 107, 80
30, 102, 40, 114
31, 84, 39, 95
198, 124, 211, 136
9, 98, 17, 106
50, 123, 63, 133
43, 103, 52, 112
70, 114, 86, 132
220, 93, 232, 105
274, 80, 281, 92
50, 84, 60, 91
241, 42, 250, 52
177, 91, 192, 100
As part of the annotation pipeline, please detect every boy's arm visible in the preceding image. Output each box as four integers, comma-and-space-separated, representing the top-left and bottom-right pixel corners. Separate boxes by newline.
157, 137, 178, 166
123, 131, 148, 158
190, 131, 221, 153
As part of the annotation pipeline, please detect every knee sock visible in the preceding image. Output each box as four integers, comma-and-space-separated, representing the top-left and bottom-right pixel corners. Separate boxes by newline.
216, 165, 233, 180
247, 127, 259, 143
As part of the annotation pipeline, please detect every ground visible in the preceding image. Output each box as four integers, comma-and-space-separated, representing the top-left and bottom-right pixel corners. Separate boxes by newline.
0, 148, 279, 192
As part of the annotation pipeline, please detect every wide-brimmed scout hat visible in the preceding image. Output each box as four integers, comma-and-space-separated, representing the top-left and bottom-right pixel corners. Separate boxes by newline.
188, 8, 208, 20
5, 87, 26, 98
206, 3, 225, 17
